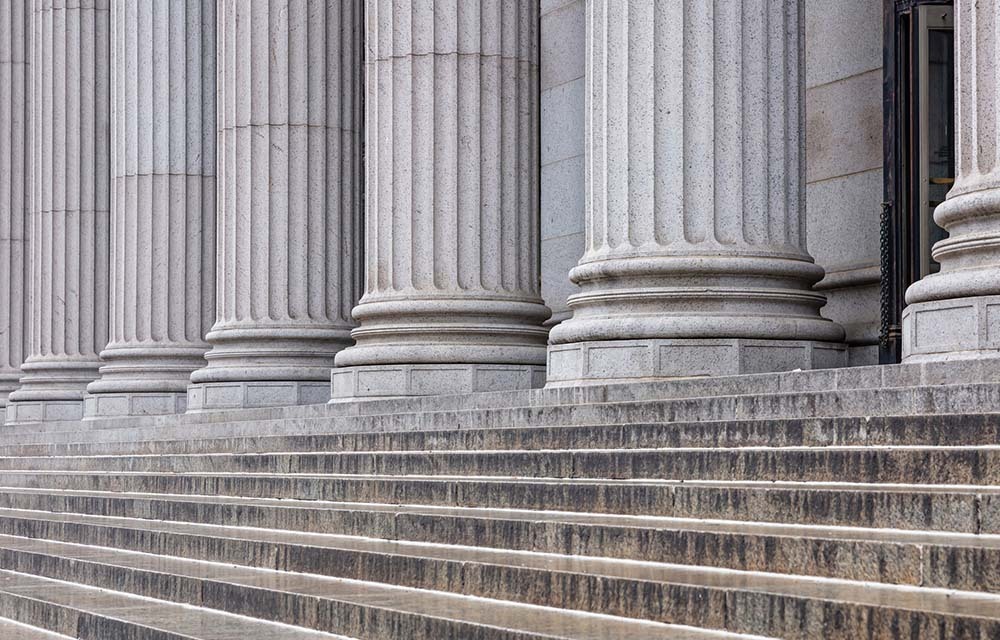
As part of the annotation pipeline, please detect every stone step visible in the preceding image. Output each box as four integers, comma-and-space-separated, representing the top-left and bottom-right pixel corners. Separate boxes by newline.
0, 362, 916, 435
1, 486, 994, 560
3, 382, 999, 448
2, 413, 1000, 459
0, 473, 993, 533
0, 538, 762, 640
7, 490, 1000, 588
0, 569, 356, 639
0, 445, 997, 485
0, 520, 995, 640
0, 617, 74, 639
0, 498, 997, 592
2, 362, 995, 639
7, 358, 994, 438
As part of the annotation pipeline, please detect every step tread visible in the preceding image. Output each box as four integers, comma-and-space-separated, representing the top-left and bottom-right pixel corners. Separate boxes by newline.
0, 486, 995, 549
13, 443, 1000, 455
2, 447, 996, 486
5, 381, 999, 445
0, 569, 354, 639
1, 507, 998, 620
0, 617, 74, 639
3, 443, 999, 461
0, 537, 758, 640
4, 412, 1000, 458
5, 469, 997, 493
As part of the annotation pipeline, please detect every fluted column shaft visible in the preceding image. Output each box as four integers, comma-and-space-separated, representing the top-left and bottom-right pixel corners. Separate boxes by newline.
0, 1, 30, 411
187, 0, 362, 410
902, 0, 1000, 361
7, 0, 111, 423
331, 0, 550, 399
547, 0, 844, 385
83, 0, 215, 418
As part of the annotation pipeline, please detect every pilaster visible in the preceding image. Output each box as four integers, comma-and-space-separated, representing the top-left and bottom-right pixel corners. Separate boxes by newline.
546, 0, 845, 386
83, 0, 216, 418
6, 0, 111, 424
331, 0, 550, 400
902, 0, 1000, 361
0, 0, 30, 413
187, 0, 362, 411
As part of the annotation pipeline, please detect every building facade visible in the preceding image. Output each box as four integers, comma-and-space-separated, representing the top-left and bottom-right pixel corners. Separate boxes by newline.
0, 0, 995, 424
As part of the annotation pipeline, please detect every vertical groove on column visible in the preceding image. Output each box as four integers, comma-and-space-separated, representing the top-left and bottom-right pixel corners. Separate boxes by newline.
547, 0, 843, 383
188, 0, 362, 409
334, 0, 549, 379
969, 0, 997, 181
0, 0, 30, 408
83, 0, 215, 418
681, 0, 711, 245
7, 0, 111, 423
741, 0, 764, 246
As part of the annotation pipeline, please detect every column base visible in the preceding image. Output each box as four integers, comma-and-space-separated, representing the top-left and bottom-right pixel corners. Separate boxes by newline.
331, 364, 547, 401
546, 338, 847, 387
5, 399, 84, 425
0, 378, 17, 413
4, 358, 102, 424
83, 392, 188, 419
186, 380, 331, 413
902, 294, 1000, 362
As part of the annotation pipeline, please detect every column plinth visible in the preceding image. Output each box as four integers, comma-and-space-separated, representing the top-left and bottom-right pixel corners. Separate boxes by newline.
6, 0, 111, 424
0, 0, 30, 415
83, 0, 216, 418
902, 0, 1000, 362
331, 0, 551, 401
187, 0, 362, 411
546, 0, 845, 387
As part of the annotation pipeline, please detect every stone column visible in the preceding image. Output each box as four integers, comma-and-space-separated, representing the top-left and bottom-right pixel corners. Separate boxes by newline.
902, 0, 1000, 361
83, 0, 215, 418
331, 0, 550, 400
186, 0, 362, 411
6, 0, 111, 424
0, 0, 30, 413
546, 0, 845, 386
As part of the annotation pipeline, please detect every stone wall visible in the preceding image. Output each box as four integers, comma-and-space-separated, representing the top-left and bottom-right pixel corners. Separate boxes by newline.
540, 0, 585, 324
805, 0, 884, 365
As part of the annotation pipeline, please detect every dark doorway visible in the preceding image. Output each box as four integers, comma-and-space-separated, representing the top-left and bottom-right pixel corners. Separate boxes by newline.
881, 0, 955, 363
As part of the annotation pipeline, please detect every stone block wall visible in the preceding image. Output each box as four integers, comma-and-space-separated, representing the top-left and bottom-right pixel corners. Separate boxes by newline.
540, 0, 585, 324
805, 0, 885, 365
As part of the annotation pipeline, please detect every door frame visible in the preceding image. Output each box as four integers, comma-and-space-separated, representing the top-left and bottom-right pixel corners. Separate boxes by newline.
880, 0, 954, 363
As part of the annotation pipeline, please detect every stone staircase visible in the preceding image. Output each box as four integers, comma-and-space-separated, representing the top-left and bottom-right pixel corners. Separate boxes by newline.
0, 362, 999, 638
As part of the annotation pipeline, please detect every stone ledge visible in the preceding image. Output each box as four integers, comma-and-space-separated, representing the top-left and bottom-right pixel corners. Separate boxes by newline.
83, 392, 188, 420
186, 381, 330, 413
332, 364, 547, 401
5, 400, 83, 426
903, 294, 1000, 362
546, 338, 848, 386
